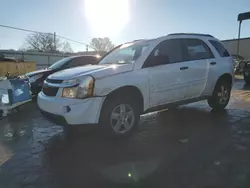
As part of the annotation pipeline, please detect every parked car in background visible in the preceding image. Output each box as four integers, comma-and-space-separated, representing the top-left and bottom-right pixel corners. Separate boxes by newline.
38, 33, 234, 137
232, 54, 245, 74
26, 55, 100, 95
243, 61, 250, 84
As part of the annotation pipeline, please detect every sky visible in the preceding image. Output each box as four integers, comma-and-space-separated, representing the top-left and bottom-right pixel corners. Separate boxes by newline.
0, 0, 250, 52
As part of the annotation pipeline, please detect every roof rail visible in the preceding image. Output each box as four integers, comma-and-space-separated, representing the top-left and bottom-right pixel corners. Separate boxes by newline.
168, 33, 214, 37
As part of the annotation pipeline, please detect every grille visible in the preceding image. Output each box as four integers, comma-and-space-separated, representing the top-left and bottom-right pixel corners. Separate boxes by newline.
46, 78, 63, 84
42, 85, 59, 96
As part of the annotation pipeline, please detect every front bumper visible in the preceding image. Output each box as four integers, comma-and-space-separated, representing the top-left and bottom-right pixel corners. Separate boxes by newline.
37, 92, 105, 125
40, 109, 68, 125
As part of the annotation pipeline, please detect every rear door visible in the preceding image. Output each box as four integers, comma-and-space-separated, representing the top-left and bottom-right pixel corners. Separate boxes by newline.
181, 38, 215, 98
204, 40, 233, 95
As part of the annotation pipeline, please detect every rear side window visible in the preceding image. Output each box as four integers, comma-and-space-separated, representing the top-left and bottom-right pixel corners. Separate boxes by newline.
209, 40, 230, 57
183, 39, 214, 61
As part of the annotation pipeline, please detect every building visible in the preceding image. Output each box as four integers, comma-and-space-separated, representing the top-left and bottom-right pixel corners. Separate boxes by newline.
0, 50, 105, 70
222, 38, 250, 60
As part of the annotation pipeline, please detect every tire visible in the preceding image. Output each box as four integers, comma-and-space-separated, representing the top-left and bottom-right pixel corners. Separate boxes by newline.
100, 96, 140, 137
207, 79, 231, 111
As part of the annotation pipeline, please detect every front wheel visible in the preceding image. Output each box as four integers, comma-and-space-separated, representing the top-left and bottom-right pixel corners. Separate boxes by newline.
100, 97, 140, 137
207, 80, 231, 111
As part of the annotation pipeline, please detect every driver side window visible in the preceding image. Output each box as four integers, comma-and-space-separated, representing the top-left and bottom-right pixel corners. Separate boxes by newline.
144, 39, 183, 68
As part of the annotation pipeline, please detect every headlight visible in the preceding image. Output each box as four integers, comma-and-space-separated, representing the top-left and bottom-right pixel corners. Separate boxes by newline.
29, 74, 43, 83
62, 87, 78, 98
62, 76, 95, 99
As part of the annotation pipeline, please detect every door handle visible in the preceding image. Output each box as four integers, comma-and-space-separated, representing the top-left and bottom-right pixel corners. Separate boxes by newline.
210, 62, 216, 65
180, 66, 188, 70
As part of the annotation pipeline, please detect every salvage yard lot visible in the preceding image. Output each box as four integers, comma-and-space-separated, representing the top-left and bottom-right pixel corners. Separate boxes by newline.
0, 79, 250, 188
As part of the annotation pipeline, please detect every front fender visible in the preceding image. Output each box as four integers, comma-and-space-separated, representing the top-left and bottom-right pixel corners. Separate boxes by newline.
94, 70, 150, 111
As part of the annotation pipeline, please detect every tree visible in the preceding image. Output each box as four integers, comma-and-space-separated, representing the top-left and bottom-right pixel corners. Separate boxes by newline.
24, 33, 73, 53
61, 41, 73, 53
89, 37, 115, 51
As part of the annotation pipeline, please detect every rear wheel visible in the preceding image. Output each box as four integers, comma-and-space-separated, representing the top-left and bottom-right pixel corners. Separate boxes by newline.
100, 97, 140, 137
207, 80, 231, 111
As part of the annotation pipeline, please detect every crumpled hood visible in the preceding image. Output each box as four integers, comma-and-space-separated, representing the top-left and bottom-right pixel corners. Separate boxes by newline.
48, 64, 134, 80
26, 68, 50, 77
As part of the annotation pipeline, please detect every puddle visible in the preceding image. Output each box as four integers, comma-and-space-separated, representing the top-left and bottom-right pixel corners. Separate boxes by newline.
2, 123, 26, 141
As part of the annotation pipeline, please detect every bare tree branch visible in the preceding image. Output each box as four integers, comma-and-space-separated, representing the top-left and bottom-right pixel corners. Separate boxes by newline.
89, 37, 115, 52
23, 33, 73, 53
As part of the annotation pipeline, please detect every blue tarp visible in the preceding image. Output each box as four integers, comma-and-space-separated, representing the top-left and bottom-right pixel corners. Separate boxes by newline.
8, 79, 31, 105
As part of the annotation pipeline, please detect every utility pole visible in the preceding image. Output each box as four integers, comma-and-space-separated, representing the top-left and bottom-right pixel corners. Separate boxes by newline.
54, 32, 56, 52
237, 21, 242, 55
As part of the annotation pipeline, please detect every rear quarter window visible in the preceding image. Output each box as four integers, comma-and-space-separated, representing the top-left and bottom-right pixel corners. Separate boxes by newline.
209, 40, 230, 57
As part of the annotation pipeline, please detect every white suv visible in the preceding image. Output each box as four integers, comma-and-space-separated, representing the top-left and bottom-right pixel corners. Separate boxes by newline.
38, 33, 234, 136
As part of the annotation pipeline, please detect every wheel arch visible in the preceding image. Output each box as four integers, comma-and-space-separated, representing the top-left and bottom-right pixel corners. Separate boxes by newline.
216, 73, 233, 89
211, 73, 233, 95
99, 85, 144, 123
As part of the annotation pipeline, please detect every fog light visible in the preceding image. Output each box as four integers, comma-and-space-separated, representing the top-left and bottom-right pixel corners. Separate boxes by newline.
62, 106, 71, 113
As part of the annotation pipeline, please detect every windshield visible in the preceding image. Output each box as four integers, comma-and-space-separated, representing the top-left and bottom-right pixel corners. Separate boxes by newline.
99, 41, 150, 65
48, 57, 72, 69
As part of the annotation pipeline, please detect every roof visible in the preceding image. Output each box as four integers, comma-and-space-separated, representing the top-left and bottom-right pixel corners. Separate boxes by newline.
168, 33, 214, 38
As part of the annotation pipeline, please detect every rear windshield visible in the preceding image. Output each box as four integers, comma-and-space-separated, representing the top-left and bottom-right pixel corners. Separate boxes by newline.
209, 40, 230, 57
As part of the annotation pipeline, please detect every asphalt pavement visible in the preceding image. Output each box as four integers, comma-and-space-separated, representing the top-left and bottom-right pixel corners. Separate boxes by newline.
0, 79, 250, 188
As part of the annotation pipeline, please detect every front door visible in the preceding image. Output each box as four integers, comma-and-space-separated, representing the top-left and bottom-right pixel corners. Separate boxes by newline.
144, 39, 187, 107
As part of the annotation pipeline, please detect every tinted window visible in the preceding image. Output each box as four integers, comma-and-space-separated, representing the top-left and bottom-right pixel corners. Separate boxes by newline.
65, 56, 98, 68
183, 39, 214, 61
144, 39, 183, 67
79, 56, 98, 65
49, 57, 72, 70
209, 40, 230, 57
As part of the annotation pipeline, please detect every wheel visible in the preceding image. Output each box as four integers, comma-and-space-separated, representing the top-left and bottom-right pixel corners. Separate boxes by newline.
100, 96, 140, 137
207, 80, 231, 111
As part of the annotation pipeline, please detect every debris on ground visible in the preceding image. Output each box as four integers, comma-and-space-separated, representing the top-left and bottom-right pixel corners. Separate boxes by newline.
179, 138, 189, 143
213, 160, 221, 165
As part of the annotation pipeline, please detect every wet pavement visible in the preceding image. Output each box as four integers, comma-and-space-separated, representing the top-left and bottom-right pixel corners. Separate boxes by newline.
0, 79, 250, 188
